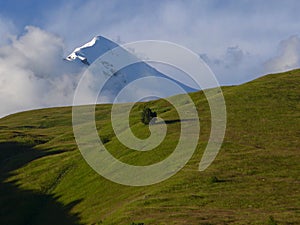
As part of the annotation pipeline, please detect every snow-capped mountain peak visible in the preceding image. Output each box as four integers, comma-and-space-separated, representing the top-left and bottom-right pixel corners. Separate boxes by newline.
66, 36, 118, 65
66, 36, 197, 103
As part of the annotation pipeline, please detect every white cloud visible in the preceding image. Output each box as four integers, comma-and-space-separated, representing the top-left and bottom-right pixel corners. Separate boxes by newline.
202, 35, 300, 85
200, 46, 263, 85
0, 26, 83, 117
264, 35, 300, 73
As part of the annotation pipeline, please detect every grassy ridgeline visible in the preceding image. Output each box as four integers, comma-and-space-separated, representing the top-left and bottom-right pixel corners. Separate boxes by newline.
0, 69, 299, 225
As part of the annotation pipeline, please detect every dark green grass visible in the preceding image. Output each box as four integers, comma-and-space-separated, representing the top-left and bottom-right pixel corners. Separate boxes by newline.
0, 69, 299, 224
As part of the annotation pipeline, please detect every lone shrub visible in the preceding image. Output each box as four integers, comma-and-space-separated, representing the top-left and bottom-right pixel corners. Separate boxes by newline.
268, 216, 278, 225
141, 107, 157, 125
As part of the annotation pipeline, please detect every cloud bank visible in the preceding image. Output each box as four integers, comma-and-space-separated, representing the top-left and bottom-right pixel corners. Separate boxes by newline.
264, 35, 300, 73
0, 26, 82, 117
200, 46, 263, 85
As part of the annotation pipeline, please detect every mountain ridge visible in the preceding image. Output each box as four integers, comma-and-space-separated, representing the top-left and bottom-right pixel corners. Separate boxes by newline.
65, 36, 198, 103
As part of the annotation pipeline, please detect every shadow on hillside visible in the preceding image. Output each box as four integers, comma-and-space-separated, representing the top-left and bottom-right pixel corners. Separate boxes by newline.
0, 142, 82, 225
155, 118, 198, 125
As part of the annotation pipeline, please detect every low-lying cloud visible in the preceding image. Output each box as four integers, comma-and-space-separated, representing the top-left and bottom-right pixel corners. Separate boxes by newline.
0, 26, 82, 117
200, 46, 263, 85
264, 35, 300, 73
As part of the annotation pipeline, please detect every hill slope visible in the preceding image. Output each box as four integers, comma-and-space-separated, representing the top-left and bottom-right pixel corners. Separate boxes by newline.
0, 69, 299, 225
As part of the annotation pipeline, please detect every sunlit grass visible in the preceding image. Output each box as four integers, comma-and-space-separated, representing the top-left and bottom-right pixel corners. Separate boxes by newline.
0, 69, 299, 224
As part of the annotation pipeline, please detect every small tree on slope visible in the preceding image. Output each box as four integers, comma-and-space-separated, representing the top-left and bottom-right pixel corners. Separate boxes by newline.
141, 107, 157, 125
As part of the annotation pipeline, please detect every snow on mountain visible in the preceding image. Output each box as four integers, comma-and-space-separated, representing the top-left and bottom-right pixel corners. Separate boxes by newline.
66, 36, 119, 65
66, 36, 198, 103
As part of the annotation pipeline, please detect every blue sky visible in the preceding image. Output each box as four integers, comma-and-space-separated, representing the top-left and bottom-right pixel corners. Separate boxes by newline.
1, 0, 300, 77
0, 0, 300, 116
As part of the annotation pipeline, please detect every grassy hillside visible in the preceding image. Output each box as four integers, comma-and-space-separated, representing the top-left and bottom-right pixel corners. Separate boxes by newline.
0, 69, 299, 225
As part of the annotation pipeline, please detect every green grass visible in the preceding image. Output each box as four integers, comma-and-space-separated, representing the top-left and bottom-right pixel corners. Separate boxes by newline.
0, 69, 299, 224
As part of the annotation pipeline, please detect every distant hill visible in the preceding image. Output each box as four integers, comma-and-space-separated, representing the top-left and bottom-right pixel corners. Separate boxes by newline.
0, 69, 299, 225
